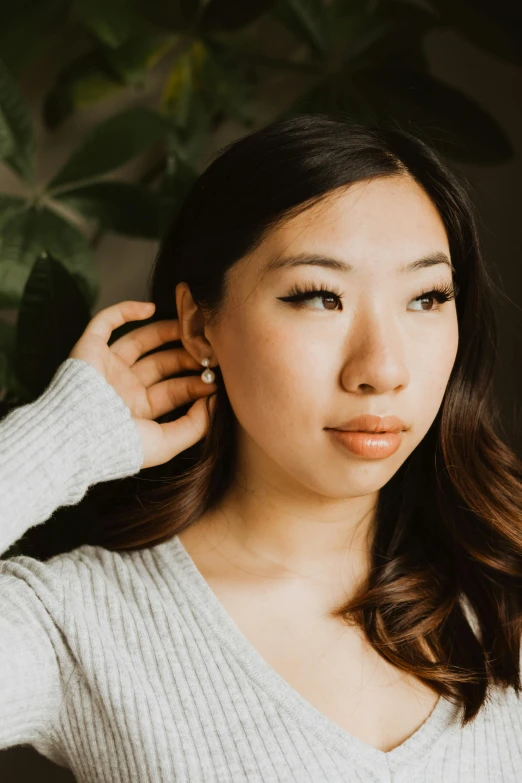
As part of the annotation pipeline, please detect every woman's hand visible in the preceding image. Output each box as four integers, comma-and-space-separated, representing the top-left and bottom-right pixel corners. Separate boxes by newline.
68, 300, 218, 470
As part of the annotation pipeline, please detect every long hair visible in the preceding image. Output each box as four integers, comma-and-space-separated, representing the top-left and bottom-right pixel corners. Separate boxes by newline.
89, 113, 522, 725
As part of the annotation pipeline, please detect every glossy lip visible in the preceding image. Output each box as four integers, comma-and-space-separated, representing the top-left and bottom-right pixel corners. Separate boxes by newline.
327, 428, 404, 459
327, 414, 407, 434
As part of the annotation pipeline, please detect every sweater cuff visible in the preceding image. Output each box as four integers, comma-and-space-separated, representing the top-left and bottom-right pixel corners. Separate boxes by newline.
0, 358, 144, 553
47, 357, 145, 487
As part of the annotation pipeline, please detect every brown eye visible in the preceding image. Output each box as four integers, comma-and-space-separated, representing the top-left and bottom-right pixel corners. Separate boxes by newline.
278, 287, 343, 311
408, 283, 457, 313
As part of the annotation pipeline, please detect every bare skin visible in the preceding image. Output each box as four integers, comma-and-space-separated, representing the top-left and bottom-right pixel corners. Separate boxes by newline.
175, 174, 459, 752
177, 516, 440, 753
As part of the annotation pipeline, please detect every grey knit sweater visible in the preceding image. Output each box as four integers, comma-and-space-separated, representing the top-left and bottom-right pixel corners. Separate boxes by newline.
0, 357, 521, 782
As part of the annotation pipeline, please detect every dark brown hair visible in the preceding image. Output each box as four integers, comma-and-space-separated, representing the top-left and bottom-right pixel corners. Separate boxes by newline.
90, 113, 522, 726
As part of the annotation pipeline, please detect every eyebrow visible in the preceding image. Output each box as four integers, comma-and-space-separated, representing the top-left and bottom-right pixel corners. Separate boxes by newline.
266, 251, 455, 275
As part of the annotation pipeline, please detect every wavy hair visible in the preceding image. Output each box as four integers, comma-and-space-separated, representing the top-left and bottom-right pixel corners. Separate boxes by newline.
89, 113, 522, 725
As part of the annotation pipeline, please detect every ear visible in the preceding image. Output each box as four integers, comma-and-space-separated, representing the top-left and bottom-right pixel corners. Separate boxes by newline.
175, 282, 218, 368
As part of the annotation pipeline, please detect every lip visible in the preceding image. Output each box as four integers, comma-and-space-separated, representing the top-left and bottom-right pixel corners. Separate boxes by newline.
328, 414, 407, 434
328, 429, 404, 459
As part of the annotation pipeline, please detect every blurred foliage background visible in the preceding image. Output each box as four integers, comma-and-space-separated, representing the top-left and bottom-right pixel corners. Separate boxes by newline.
0, 0, 521, 565
1, 0, 521, 409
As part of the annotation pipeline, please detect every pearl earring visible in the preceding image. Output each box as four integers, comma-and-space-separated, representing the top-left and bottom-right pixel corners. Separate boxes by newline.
200, 358, 215, 384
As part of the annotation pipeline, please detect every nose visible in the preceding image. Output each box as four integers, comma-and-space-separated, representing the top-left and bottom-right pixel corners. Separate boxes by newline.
339, 307, 410, 395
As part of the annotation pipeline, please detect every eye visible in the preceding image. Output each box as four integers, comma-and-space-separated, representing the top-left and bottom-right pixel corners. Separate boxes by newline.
407, 281, 458, 312
277, 280, 459, 313
277, 283, 343, 311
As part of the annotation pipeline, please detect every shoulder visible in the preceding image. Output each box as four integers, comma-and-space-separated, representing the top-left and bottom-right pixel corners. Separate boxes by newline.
2, 542, 123, 580
0, 543, 147, 614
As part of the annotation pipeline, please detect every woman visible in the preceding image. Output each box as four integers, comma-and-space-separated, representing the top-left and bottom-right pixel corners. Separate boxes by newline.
1, 114, 521, 782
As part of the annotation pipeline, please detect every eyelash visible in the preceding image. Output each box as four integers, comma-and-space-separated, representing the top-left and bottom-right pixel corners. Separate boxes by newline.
278, 280, 459, 312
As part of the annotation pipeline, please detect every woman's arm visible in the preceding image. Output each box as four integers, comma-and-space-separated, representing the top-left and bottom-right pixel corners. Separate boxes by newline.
0, 301, 215, 752
0, 554, 72, 755
0, 357, 143, 752
0, 357, 144, 555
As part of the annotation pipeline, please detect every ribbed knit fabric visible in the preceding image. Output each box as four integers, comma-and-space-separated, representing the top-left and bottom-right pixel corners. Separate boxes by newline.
0, 358, 521, 782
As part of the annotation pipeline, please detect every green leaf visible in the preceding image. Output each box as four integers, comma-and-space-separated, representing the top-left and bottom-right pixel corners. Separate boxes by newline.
0, 106, 15, 160
0, 351, 13, 399
43, 52, 124, 129
101, 33, 180, 86
161, 50, 194, 127
200, 0, 275, 31
49, 108, 171, 190
285, 64, 513, 164
0, 317, 16, 398
53, 181, 162, 238
164, 96, 212, 164
0, 58, 36, 182
14, 253, 92, 400
72, 0, 142, 48
158, 154, 198, 232
201, 38, 257, 125
162, 40, 256, 128
0, 316, 15, 354
0, 349, 10, 394
0, 261, 30, 308
0, 207, 99, 308
272, 0, 332, 58
0, 194, 27, 231
0, 317, 29, 403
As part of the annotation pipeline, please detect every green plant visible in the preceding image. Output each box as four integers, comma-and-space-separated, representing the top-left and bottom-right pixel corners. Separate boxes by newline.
0, 0, 522, 404
0, 1, 520, 559
1, 0, 520, 408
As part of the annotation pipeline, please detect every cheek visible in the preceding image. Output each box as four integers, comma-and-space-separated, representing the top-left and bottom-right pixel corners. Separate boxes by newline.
217, 318, 327, 437
412, 325, 458, 425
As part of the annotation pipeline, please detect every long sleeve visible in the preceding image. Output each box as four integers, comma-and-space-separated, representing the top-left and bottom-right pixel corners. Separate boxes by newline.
0, 357, 144, 555
0, 357, 144, 753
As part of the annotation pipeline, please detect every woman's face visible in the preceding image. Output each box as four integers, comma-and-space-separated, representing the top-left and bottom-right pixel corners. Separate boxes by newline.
188, 175, 459, 503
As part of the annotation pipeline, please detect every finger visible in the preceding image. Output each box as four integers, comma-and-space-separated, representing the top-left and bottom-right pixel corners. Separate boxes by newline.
161, 395, 215, 454
86, 301, 156, 344
137, 395, 214, 469
110, 319, 182, 366
132, 347, 202, 387
146, 375, 218, 420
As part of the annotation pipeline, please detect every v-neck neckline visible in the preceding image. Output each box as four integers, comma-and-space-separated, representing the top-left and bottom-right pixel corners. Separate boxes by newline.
156, 533, 463, 777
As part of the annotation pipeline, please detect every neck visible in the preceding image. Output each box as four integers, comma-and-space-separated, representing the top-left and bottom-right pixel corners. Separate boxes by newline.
195, 476, 378, 589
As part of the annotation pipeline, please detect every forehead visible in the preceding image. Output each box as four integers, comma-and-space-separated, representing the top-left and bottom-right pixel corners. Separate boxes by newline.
250, 175, 451, 280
